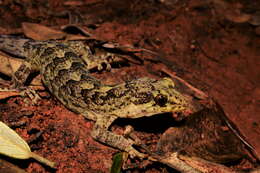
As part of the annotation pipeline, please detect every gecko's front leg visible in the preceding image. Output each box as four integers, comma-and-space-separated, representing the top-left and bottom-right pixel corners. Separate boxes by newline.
12, 63, 31, 88
11, 62, 40, 103
90, 115, 146, 158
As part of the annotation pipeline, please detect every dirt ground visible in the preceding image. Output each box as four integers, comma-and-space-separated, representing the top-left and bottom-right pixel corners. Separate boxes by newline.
0, 0, 259, 172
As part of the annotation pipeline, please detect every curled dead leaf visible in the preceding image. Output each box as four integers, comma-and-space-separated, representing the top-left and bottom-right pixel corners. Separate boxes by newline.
22, 22, 66, 41
61, 24, 94, 38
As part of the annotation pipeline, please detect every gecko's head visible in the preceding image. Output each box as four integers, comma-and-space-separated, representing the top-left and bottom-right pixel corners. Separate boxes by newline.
114, 77, 194, 119
153, 77, 187, 108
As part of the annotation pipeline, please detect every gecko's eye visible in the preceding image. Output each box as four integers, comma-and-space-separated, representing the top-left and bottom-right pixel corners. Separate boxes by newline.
155, 94, 168, 107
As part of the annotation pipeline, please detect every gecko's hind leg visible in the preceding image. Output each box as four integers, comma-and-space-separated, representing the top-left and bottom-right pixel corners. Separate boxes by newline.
91, 115, 147, 159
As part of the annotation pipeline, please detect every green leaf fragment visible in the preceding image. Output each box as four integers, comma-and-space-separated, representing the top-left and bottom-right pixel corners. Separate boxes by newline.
110, 152, 128, 173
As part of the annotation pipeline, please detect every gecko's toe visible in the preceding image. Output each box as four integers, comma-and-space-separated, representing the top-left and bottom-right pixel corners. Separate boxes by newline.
21, 87, 41, 105
125, 146, 147, 159
106, 63, 111, 71
123, 125, 142, 146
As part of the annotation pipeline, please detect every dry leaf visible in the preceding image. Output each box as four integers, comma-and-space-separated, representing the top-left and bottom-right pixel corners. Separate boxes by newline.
225, 12, 251, 23
61, 24, 94, 38
0, 158, 27, 173
211, 0, 251, 23
30, 75, 43, 86
0, 54, 23, 77
0, 90, 20, 100
179, 155, 236, 173
0, 121, 56, 168
157, 153, 201, 173
64, 1, 84, 6
22, 22, 66, 41
0, 54, 42, 86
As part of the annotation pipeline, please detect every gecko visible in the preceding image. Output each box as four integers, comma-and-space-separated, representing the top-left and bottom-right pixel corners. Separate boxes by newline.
0, 35, 194, 158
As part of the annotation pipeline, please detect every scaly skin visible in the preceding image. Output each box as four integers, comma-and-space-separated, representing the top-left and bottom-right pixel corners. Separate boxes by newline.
0, 35, 192, 158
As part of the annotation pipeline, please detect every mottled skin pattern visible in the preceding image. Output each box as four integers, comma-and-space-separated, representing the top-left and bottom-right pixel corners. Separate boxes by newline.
0, 35, 191, 158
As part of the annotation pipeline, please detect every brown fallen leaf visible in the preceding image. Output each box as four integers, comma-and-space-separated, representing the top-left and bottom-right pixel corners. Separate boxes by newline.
63, 0, 84, 6
225, 12, 251, 23
0, 54, 23, 77
179, 155, 236, 173
211, 0, 251, 23
22, 22, 66, 41
0, 89, 20, 100
65, 34, 90, 40
154, 153, 201, 173
61, 24, 95, 38
156, 106, 248, 164
0, 158, 27, 173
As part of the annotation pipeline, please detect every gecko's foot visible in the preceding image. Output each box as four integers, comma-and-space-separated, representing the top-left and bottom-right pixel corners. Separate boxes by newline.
97, 61, 112, 71
123, 125, 142, 146
123, 126, 152, 159
0, 86, 41, 105
20, 87, 41, 105
8, 80, 41, 104
125, 145, 147, 159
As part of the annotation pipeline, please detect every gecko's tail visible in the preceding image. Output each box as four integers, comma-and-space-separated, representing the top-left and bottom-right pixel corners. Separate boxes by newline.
0, 35, 31, 58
